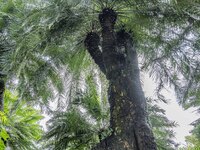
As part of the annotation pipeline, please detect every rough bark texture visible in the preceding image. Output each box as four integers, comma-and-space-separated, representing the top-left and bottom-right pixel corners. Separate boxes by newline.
0, 79, 5, 111
85, 8, 157, 150
84, 32, 106, 74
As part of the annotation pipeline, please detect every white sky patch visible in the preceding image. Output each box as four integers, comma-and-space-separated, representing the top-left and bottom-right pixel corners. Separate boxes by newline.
40, 114, 51, 131
142, 73, 199, 146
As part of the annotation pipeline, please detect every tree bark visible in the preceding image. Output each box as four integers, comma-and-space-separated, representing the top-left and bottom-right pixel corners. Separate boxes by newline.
84, 32, 106, 74
85, 8, 157, 150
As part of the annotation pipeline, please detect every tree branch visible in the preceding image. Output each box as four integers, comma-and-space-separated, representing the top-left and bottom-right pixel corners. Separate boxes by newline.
84, 32, 106, 74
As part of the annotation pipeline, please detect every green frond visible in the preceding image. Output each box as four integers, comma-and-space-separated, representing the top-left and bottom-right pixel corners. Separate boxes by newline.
43, 109, 98, 150
147, 98, 177, 149
0, 90, 43, 150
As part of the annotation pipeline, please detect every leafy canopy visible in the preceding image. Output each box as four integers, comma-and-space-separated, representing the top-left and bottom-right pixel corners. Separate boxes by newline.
0, 0, 199, 149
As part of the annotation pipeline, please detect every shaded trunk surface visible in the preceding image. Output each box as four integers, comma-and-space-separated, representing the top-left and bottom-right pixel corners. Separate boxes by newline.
0, 80, 5, 111
85, 8, 157, 150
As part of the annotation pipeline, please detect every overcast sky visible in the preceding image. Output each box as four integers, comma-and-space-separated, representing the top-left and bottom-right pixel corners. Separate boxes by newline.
143, 74, 199, 146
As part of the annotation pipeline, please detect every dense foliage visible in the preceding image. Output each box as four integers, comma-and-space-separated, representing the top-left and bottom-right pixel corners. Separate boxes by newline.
0, 0, 199, 149
0, 90, 42, 150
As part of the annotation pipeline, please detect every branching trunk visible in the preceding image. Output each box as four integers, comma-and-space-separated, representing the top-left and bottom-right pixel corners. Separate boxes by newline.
85, 8, 157, 150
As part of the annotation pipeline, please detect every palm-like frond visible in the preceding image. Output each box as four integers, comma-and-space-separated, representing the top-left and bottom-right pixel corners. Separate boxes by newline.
147, 98, 177, 150
43, 71, 110, 149
43, 109, 98, 150
0, 0, 94, 109
1, 90, 43, 150
125, 1, 200, 105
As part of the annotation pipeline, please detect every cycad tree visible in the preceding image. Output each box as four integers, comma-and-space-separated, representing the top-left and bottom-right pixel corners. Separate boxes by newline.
1, 0, 200, 149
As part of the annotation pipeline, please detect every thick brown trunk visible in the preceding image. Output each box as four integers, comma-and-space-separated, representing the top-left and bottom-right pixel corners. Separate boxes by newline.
85, 8, 157, 150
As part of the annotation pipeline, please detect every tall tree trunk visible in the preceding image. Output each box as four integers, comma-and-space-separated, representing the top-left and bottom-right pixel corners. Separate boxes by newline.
0, 79, 5, 111
85, 8, 157, 150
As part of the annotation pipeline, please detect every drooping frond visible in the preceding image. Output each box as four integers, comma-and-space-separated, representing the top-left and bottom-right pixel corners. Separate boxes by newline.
43, 109, 98, 150
147, 98, 178, 149
118, 0, 200, 105
0, 0, 94, 109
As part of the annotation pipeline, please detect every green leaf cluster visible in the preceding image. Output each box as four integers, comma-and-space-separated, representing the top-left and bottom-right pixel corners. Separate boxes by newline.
0, 90, 43, 150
